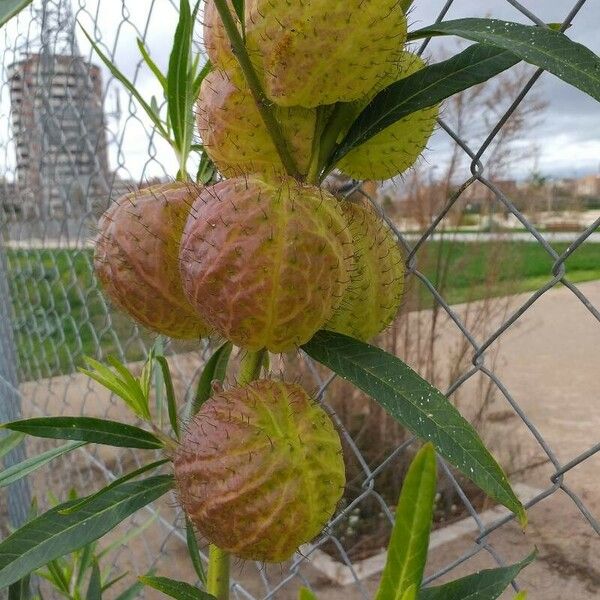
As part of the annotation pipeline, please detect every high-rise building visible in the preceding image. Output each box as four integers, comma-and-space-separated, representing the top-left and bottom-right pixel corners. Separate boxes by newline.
7, 0, 109, 222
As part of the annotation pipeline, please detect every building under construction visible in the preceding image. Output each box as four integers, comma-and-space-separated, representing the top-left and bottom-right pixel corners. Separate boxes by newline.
5, 1, 109, 224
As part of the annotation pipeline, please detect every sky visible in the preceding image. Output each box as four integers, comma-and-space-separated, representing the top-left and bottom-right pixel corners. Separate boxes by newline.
1, 0, 599, 183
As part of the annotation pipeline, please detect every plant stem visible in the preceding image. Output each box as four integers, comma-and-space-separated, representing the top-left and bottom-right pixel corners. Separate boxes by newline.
212, 0, 301, 179
306, 106, 331, 185
237, 349, 267, 385
174, 147, 189, 182
204, 349, 265, 600
207, 545, 230, 600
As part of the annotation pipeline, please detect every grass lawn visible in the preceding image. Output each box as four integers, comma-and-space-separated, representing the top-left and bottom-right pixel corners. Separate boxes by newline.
6, 241, 600, 379
7, 248, 151, 381
412, 240, 600, 307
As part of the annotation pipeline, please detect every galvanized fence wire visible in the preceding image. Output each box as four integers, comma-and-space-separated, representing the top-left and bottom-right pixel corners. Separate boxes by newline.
0, 0, 599, 598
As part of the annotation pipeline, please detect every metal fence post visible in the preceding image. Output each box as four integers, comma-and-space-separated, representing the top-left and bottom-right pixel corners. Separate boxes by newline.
0, 247, 31, 530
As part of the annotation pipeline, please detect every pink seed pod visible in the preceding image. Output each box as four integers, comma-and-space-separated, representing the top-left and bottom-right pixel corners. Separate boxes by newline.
179, 174, 353, 352
174, 379, 346, 562
94, 182, 211, 339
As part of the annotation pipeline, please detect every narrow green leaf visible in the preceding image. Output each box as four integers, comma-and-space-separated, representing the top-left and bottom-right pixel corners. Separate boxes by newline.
150, 96, 162, 120
330, 44, 519, 167
105, 356, 149, 419
0, 431, 25, 459
139, 354, 155, 418
80, 358, 134, 399
114, 579, 145, 600
375, 444, 437, 600
76, 542, 96, 590
0, 475, 174, 588
2, 417, 163, 449
196, 151, 216, 185
46, 562, 69, 593
136, 38, 167, 91
0, 441, 86, 488
408, 19, 600, 103
8, 573, 30, 600
299, 587, 318, 600
191, 0, 202, 21
155, 356, 180, 439
60, 458, 169, 515
101, 571, 129, 593
185, 516, 207, 586
85, 561, 102, 600
0, 0, 33, 27
189, 49, 201, 82
192, 60, 213, 100
80, 356, 146, 419
167, 0, 194, 152
194, 342, 233, 414
302, 331, 526, 526
106, 356, 146, 405
400, 585, 417, 600
79, 26, 168, 138
419, 552, 536, 600
139, 575, 215, 600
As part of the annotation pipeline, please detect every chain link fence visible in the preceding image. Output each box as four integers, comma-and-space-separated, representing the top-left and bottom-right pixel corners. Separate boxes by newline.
1, 0, 599, 598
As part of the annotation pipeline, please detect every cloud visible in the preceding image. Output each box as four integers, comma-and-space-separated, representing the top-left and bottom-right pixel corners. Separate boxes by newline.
1, 0, 598, 183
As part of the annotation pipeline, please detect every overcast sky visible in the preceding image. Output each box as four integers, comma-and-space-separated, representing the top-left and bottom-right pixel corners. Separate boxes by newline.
1, 0, 599, 182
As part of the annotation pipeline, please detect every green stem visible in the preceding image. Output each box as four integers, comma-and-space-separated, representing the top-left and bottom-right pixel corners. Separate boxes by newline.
306, 106, 330, 185
237, 349, 267, 386
212, 0, 301, 179
174, 147, 189, 182
306, 145, 321, 185
207, 545, 230, 600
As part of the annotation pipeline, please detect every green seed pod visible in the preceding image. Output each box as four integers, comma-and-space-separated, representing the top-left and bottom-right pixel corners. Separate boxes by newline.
197, 69, 316, 177
179, 175, 353, 352
337, 52, 439, 181
174, 379, 346, 562
325, 198, 405, 341
94, 182, 211, 339
244, 0, 407, 107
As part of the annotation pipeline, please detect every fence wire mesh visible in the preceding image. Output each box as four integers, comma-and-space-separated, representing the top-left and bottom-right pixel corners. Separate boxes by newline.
1, 0, 599, 598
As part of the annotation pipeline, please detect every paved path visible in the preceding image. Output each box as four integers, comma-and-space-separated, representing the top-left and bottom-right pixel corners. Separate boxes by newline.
403, 231, 600, 243
302, 280, 600, 599
3, 230, 600, 250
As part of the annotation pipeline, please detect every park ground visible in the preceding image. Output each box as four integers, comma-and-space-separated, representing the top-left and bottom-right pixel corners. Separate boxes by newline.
14, 280, 600, 599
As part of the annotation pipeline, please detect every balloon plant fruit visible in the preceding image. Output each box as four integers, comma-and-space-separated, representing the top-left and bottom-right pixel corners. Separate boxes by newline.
4, 0, 598, 597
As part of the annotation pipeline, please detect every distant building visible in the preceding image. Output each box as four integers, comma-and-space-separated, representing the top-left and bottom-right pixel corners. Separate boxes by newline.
461, 179, 519, 205
8, 53, 109, 220
0, 178, 19, 218
573, 174, 600, 197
